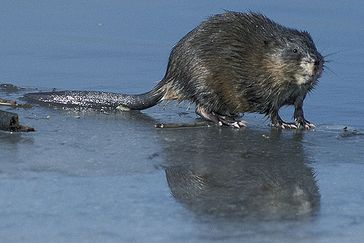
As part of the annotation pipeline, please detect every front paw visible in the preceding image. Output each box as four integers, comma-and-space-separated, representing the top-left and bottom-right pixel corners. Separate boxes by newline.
295, 119, 316, 129
272, 120, 316, 130
272, 121, 298, 129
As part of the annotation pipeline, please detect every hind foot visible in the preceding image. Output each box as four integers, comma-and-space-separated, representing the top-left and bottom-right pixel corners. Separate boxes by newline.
195, 106, 246, 128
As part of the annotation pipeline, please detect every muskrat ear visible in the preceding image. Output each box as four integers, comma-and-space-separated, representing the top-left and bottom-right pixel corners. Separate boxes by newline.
263, 37, 281, 49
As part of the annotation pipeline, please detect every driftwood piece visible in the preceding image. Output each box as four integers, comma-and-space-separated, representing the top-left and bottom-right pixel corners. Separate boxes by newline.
0, 98, 16, 106
0, 98, 32, 108
155, 121, 212, 129
0, 110, 34, 132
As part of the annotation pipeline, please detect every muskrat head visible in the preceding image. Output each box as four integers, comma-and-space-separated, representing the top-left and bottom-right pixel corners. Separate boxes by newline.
264, 31, 324, 87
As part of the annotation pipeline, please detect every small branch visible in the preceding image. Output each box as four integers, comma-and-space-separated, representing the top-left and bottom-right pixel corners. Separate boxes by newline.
155, 121, 212, 129
0, 98, 33, 108
0, 98, 17, 106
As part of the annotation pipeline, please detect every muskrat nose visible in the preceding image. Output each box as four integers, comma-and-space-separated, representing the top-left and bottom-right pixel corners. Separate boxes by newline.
314, 54, 324, 66
314, 57, 324, 69
313, 56, 324, 75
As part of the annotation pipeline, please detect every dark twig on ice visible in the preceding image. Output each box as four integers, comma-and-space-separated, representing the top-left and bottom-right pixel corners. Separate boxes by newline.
155, 121, 212, 129
0, 98, 32, 108
0, 98, 17, 107
0, 110, 35, 132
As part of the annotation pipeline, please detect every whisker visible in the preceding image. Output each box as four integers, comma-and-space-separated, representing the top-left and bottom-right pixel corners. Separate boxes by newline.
323, 50, 342, 58
323, 65, 337, 76
322, 48, 361, 59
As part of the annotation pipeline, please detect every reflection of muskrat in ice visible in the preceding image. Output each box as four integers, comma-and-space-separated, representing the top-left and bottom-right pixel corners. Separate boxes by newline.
161, 128, 320, 219
25, 12, 324, 129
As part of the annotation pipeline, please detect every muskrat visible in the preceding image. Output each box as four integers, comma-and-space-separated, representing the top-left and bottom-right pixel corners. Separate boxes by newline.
24, 11, 324, 129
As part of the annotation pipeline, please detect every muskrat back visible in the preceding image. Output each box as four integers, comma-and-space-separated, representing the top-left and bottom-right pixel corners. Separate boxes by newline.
25, 11, 324, 129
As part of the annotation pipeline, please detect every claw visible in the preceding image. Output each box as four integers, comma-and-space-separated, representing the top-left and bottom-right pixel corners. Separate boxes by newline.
280, 123, 293, 129
224, 119, 247, 128
298, 120, 315, 130
274, 122, 300, 129
304, 123, 315, 129
290, 124, 298, 129
238, 121, 248, 127
231, 122, 240, 129
294, 118, 316, 130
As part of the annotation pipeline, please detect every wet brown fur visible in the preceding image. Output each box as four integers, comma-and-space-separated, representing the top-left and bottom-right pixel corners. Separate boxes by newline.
157, 11, 324, 127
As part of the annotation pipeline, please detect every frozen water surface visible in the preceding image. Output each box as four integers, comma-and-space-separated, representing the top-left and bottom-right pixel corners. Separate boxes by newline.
1, 1, 364, 242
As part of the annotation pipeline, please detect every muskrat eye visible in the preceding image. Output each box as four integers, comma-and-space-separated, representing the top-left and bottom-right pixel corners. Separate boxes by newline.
292, 48, 298, 53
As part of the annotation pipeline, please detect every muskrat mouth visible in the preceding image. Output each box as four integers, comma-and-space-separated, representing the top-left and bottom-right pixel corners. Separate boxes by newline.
303, 75, 315, 85
305, 58, 323, 84
309, 75, 317, 84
